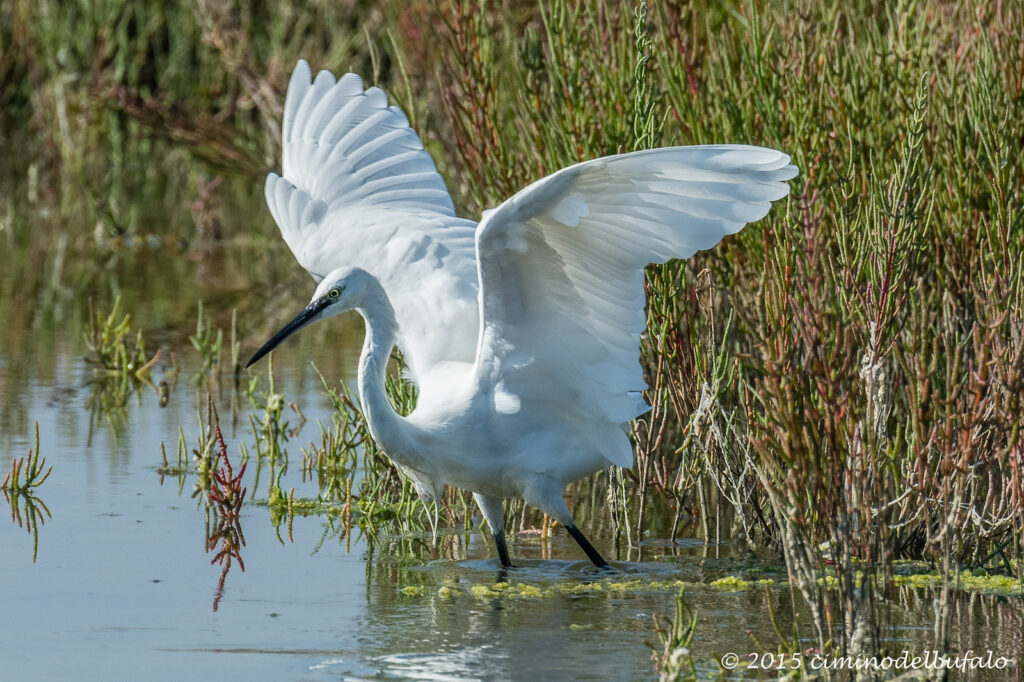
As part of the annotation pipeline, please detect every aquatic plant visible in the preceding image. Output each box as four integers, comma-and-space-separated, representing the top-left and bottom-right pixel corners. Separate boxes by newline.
188, 403, 219, 498
83, 296, 165, 437
2, 422, 51, 493
2, 423, 52, 562
83, 296, 160, 379
648, 588, 698, 682
301, 419, 358, 503
157, 428, 190, 495
209, 425, 247, 516
246, 358, 294, 464
189, 301, 223, 384
206, 423, 247, 611
187, 302, 242, 389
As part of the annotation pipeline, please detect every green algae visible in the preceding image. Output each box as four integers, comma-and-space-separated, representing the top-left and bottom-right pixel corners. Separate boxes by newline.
813, 568, 1023, 596
708, 576, 776, 591
396, 575, 779, 603
400, 586, 427, 597
893, 570, 1023, 595
393, 567, 1022, 606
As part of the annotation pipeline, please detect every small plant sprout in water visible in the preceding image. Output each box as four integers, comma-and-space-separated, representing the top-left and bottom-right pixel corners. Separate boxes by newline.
189, 302, 240, 386
157, 427, 190, 494
84, 296, 166, 437
647, 588, 698, 682
264, 483, 330, 545
84, 295, 161, 381
246, 356, 296, 463
3, 423, 53, 562
2, 423, 52, 493
186, 398, 221, 499
301, 418, 358, 505
208, 425, 247, 518
156, 397, 242, 499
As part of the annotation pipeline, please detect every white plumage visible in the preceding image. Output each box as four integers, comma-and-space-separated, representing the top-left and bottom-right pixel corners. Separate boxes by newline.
249, 61, 798, 568
265, 62, 478, 388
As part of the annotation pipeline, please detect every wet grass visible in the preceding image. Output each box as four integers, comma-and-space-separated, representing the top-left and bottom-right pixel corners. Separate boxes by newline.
4, 0, 1023, 675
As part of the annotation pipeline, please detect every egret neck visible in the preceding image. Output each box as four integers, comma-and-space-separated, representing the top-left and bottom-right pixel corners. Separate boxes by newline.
353, 277, 420, 466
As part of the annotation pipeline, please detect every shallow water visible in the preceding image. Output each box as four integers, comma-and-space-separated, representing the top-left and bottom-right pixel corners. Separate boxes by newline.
1, 225, 1021, 680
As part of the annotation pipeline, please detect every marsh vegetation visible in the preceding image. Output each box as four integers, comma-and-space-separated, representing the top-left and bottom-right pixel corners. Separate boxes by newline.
2, 0, 1022, 678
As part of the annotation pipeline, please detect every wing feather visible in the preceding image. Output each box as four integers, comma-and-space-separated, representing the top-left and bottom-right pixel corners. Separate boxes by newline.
265, 62, 478, 386
474, 145, 797, 468
270, 61, 458, 277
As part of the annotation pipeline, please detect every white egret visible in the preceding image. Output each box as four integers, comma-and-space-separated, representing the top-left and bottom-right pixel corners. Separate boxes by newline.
247, 61, 797, 568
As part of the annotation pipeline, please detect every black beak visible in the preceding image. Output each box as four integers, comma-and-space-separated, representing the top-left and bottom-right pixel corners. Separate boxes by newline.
246, 298, 329, 368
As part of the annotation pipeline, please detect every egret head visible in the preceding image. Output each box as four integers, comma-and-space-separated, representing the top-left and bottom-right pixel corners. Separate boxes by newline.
245, 266, 368, 368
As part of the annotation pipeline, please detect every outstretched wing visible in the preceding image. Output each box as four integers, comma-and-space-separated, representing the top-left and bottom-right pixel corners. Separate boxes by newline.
473, 145, 798, 468
264, 61, 479, 383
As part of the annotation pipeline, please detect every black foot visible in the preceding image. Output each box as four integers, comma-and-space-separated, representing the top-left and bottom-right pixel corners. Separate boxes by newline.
494, 529, 513, 568
566, 524, 610, 569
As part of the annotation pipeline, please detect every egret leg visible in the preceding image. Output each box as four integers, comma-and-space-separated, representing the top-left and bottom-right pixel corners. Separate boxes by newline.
473, 492, 512, 568
420, 497, 440, 547
565, 524, 610, 569
493, 528, 512, 569
525, 480, 611, 569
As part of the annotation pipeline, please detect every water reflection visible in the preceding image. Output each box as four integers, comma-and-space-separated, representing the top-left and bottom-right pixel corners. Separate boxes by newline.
3, 488, 51, 562
206, 501, 246, 612
204, 424, 248, 612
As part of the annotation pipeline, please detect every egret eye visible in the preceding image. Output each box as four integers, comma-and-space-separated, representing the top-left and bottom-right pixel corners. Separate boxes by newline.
328, 287, 341, 300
